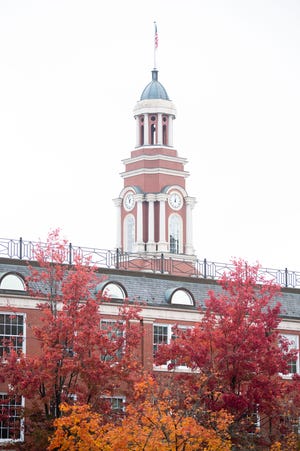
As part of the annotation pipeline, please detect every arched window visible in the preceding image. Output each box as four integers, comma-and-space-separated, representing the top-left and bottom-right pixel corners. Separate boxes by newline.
171, 289, 194, 306
150, 124, 156, 144
165, 287, 194, 306
0, 273, 26, 291
102, 282, 127, 300
95, 281, 127, 301
150, 115, 157, 145
162, 115, 168, 145
124, 214, 135, 252
169, 214, 182, 254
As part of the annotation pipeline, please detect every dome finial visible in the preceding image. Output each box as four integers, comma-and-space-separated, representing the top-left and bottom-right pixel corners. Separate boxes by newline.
152, 69, 158, 81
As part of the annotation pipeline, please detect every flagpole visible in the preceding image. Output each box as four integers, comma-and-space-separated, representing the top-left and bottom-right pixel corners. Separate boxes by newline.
154, 21, 158, 69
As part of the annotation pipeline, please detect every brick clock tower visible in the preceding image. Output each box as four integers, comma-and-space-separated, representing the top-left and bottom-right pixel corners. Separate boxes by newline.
114, 67, 196, 263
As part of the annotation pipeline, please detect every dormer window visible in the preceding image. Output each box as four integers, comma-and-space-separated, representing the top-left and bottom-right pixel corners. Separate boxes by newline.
165, 288, 194, 306
98, 282, 127, 301
0, 273, 26, 291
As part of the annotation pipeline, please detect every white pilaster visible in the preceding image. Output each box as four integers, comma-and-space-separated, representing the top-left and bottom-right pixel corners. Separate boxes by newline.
135, 194, 144, 252
185, 197, 196, 255
135, 116, 140, 147
144, 114, 149, 145
113, 198, 122, 249
157, 113, 162, 145
157, 193, 168, 252
168, 116, 173, 147
146, 193, 156, 252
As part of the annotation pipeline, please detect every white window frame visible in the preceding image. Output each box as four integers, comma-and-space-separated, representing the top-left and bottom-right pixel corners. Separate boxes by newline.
170, 289, 194, 306
0, 313, 26, 359
100, 319, 124, 362
0, 394, 24, 443
169, 214, 183, 254
0, 274, 26, 291
110, 396, 126, 412
124, 214, 135, 252
102, 283, 126, 301
281, 334, 299, 376
102, 396, 126, 412
153, 323, 191, 372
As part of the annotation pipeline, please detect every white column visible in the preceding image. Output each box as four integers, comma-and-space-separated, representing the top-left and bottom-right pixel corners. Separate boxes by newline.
135, 116, 140, 147
135, 194, 144, 252
185, 197, 196, 255
157, 193, 168, 252
146, 193, 156, 252
157, 113, 162, 145
113, 198, 122, 249
144, 114, 149, 145
168, 116, 173, 147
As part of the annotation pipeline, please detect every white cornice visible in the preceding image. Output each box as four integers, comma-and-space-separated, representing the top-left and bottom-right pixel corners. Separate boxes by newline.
133, 99, 177, 117
1, 297, 300, 332
122, 154, 188, 165
99, 303, 202, 322
0, 296, 41, 310
120, 167, 190, 179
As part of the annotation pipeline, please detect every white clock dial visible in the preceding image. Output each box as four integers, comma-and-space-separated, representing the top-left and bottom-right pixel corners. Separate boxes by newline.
169, 192, 183, 210
124, 192, 135, 211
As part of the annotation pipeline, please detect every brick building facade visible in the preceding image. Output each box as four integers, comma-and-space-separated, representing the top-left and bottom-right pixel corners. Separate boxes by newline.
0, 64, 299, 445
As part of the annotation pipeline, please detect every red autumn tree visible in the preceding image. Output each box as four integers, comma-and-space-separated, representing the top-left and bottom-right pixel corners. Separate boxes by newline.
155, 260, 299, 449
0, 230, 142, 450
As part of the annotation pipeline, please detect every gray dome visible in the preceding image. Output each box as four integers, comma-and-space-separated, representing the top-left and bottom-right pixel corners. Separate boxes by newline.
140, 70, 169, 101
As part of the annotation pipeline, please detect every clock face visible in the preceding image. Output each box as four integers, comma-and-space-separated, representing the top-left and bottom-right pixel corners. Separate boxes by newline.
124, 192, 135, 211
169, 191, 183, 210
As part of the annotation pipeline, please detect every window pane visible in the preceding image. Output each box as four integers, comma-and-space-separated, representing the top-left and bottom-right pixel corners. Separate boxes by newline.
0, 394, 22, 440
0, 314, 24, 357
100, 320, 123, 361
171, 290, 193, 305
281, 334, 299, 374
125, 215, 135, 252
102, 283, 125, 300
153, 325, 168, 356
111, 397, 125, 411
0, 275, 25, 291
169, 215, 181, 254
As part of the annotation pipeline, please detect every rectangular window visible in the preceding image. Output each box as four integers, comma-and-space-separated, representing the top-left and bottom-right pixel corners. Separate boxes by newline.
171, 326, 190, 368
0, 394, 23, 442
282, 334, 299, 374
153, 324, 191, 369
0, 313, 25, 357
101, 396, 126, 415
100, 320, 123, 361
279, 415, 300, 435
153, 324, 169, 358
110, 397, 125, 412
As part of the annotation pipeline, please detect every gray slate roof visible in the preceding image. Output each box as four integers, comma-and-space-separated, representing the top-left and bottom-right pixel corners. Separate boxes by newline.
1, 259, 300, 320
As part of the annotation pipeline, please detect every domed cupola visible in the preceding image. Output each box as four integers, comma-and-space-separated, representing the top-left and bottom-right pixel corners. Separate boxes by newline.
140, 69, 169, 101
133, 68, 176, 148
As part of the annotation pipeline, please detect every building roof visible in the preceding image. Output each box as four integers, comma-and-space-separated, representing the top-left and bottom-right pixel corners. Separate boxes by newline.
140, 69, 170, 101
1, 259, 300, 320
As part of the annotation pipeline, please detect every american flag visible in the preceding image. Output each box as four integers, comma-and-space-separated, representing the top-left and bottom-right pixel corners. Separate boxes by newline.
154, 22, 158, 49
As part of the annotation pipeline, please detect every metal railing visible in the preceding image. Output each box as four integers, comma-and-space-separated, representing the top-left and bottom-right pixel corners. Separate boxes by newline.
0, 237, 299, 289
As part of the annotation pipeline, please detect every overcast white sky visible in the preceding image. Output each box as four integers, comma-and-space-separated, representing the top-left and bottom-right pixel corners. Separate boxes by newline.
1, 0, 300, 270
